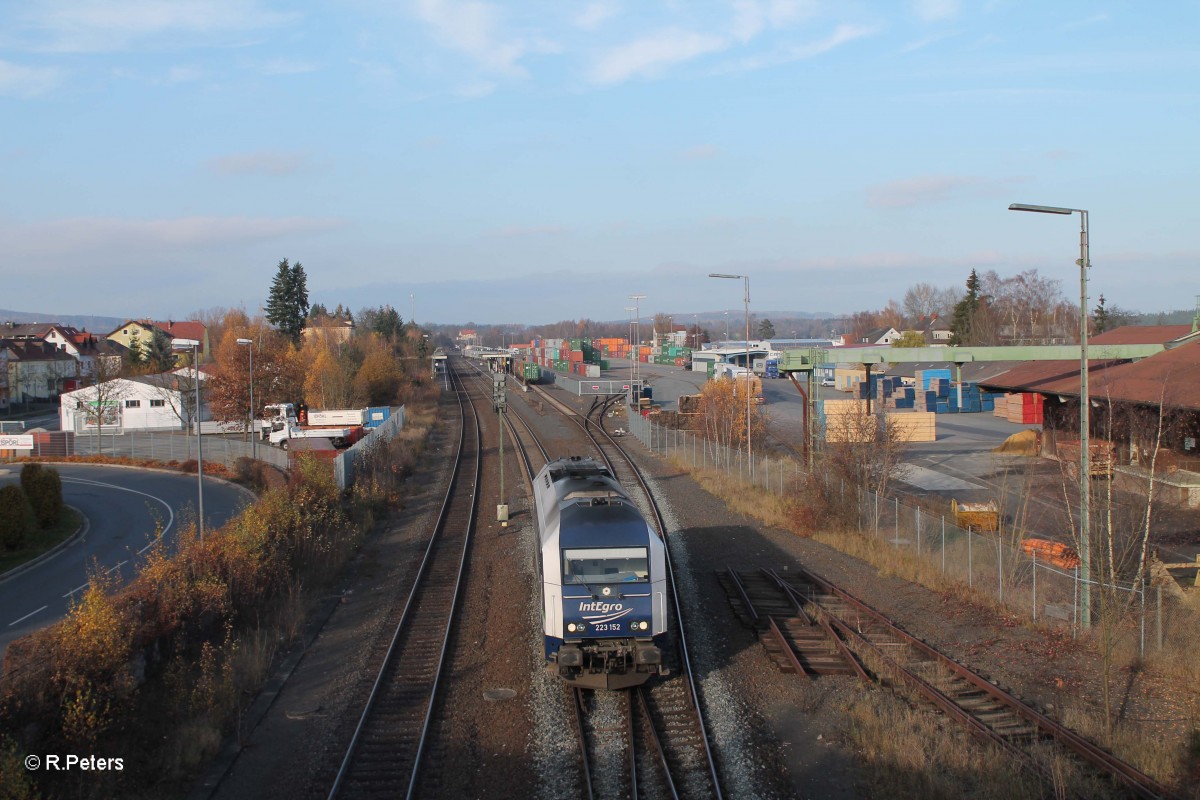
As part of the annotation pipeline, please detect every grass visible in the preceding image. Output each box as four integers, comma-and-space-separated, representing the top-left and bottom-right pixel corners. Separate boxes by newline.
0, 506, 83, 574
665, 449, 1200, 795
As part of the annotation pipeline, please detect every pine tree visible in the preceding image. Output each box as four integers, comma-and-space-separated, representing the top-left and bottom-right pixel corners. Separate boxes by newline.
146, 329, 176, 372
1093, 293, 1110, 333
757, 318, 776, 339
125, 335, 145, 368
265, 258, 310, 343
949, 269, 982, 345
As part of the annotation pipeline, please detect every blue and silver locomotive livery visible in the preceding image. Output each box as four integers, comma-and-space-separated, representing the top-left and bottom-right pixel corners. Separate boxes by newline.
534, 456, 667, 689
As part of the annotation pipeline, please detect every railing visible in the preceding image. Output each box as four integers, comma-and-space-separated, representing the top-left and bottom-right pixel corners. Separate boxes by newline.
334, 406, 406, 490
7, 429, 290, 472
626, 408, 1176, 656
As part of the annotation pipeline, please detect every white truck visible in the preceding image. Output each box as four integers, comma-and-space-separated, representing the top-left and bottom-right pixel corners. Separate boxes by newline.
259, 403, 362, 450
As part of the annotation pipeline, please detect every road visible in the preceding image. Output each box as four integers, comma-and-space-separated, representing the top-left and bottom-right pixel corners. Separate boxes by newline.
0, 464, 250, 661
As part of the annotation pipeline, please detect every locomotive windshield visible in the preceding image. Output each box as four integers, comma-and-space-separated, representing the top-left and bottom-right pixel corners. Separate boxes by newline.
563, 547, 649, 584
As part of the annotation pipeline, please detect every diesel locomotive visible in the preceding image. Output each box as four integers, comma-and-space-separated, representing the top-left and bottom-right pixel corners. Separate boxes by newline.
534, 456, 667, 689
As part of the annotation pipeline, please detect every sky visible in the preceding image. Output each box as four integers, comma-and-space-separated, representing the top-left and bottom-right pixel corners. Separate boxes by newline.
1, 1, 1197, 326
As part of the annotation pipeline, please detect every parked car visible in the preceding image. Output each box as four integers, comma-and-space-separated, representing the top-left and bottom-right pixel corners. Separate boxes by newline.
820, 378, 835, 387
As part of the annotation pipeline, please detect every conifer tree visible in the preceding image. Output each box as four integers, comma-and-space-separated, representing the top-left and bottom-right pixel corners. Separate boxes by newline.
949, 269, 982, 345
265, 258, 310, 343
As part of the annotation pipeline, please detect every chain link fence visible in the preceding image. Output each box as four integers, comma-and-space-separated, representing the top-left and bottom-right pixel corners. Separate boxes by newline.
626, 407, 1177, 656
334, 406, 406, 490
7, 429, 290, 472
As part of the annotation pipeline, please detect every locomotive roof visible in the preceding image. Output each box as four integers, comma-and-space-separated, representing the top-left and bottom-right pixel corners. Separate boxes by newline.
558, 498, 651, 548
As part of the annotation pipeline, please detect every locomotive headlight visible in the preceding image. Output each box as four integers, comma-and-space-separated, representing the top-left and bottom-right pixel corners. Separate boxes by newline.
567, 623, 577, 633
638, 621, 649, 631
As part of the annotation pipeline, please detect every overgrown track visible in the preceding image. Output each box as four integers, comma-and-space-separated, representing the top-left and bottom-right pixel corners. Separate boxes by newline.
328, 363, 482, 800
723, 566, 1176, 800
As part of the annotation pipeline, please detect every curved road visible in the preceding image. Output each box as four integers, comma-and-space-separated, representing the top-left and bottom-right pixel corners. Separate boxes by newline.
0, 464, 250, 661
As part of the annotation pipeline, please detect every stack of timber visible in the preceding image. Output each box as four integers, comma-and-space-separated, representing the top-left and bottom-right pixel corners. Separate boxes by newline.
820, 399, 936, 444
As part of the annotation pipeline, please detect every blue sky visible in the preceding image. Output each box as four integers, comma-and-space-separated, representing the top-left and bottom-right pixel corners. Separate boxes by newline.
2, 1, 1197, 325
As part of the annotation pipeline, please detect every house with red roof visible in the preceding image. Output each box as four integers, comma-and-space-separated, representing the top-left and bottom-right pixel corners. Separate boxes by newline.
107, 319, 211, 363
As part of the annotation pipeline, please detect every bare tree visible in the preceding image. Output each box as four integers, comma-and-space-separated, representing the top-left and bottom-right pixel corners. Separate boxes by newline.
902, 282, 940, 322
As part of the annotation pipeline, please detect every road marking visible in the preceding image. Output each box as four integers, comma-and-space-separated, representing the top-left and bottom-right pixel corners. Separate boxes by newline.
9, 605, 48, 627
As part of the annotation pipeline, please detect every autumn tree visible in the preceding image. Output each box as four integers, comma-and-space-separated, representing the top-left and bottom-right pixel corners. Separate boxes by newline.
207, 325, 303, 426
303, 338, 359, 410
353, 338, 403, 406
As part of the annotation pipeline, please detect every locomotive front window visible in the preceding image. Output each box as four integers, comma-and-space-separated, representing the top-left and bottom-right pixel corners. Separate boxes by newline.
563, 547, 649, 584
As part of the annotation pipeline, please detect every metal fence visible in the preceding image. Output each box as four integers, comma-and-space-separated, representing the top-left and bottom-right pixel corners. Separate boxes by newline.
6, 429, 290, 472
334, 406, 406, 490
626, 408, 1176, 655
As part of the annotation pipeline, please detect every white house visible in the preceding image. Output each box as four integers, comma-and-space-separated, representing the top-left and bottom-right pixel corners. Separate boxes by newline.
59, 370, 208, 433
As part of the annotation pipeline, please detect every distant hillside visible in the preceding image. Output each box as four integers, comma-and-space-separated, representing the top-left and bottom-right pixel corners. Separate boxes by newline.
1, 308, 126, 334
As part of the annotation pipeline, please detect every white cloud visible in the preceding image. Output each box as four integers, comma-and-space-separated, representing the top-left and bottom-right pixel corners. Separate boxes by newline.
717, 23, 875, 73
589, 28, 727, 85
731, 0, 812, 42
22, 0, 295, 53
867, 175, 979, 208
575, 1, 620, 30
0, 59, 62, 97
206, 151, 312, 176
412, 0, 528, 77
913, 0, 960, 23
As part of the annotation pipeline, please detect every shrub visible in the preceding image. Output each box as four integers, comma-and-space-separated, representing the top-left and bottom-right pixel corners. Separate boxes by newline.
21, 463, 63, 529
0, 485, 35, 550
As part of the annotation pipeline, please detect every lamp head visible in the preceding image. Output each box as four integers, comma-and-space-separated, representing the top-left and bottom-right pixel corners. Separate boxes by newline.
1009, 203, 1076, 215
236, 338, 252, 345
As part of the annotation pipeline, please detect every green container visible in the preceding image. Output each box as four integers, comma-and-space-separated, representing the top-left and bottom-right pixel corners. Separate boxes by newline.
707, 362, 716, 378
599, 360, 609, 370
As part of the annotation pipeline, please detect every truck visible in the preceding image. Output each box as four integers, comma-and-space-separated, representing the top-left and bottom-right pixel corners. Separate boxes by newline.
259, 403, 363, 450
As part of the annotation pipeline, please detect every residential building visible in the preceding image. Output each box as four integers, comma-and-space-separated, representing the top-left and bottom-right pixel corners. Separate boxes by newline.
859, 327, 901, 345
301, 317, 355, 345
0, 339, 80, 404
107, 319, 211, 361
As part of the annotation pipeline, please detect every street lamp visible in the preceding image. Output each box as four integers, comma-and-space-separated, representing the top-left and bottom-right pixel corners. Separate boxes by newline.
237, 338, 255, 462
624, 306, 637, 401
629, 294, 646, 396
1009, 202, 1091, 628
172, 337, 204, 543
709, 273, 752, 477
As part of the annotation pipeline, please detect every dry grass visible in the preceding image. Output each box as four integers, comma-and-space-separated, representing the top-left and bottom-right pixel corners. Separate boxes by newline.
844, 690, 1045, 799
665, 440, 1200, 794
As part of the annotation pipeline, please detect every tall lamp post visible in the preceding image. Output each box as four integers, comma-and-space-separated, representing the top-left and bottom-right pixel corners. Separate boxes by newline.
624, 306, 637, 401
629, 294, 646, 395
172, 338, 205, 543
709, 273, 752, 477
236, 338, 255, 462
1009, 202, 1091, 628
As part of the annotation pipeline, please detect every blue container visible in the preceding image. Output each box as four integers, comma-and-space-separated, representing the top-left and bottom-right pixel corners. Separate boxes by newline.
364, 406, 392, 428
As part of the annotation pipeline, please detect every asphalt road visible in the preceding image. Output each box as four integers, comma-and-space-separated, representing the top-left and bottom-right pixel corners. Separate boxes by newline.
0, 464, 250, 660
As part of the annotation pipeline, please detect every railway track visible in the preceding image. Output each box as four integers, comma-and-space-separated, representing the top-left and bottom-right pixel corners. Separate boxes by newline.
328, 363, 482, 800
470, 361, 723, 798
721, 566, 1176, 800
